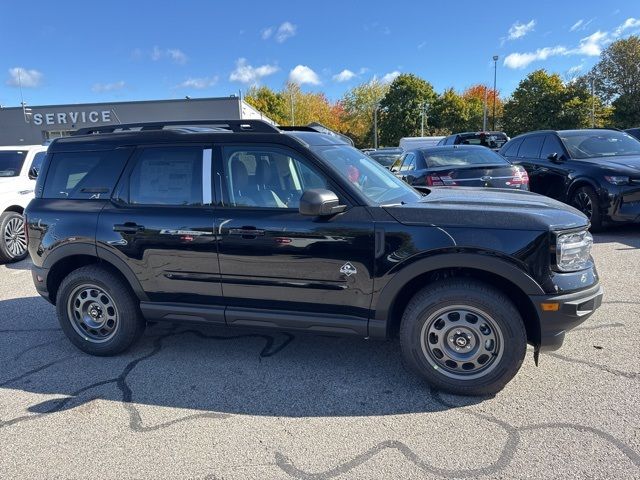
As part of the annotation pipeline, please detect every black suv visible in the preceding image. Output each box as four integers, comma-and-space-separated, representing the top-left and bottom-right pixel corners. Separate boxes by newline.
26, 120, 603, 395
437, 131, 509, 150
500, 129, 640, 230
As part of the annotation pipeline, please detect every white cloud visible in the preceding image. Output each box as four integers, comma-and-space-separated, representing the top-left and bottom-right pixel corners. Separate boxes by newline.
570, 19, 584, 32
175, 76, 218, 89
167, 48, 188, 65
262, 22, 297, 43
151, 46, 188, 64
229, 58, 279, 84
507, 20, 536, 40
381, 70, 401, 83
417, 41, 427, 50
6, 67, 43, 88
92, 81, 126, 93
575, 30, 609, 56
276, 22, 297, 43
503, 46, 568, 69
289, 65, 321, 85
333, 69, 356, 82
567, 64, 584, 75
614, 17, 640, 36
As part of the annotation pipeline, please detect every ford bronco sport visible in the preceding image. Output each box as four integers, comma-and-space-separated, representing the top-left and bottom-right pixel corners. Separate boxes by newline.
26, 120, 603, 395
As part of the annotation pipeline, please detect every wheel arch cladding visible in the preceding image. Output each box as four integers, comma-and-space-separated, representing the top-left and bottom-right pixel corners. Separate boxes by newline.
375, 255, 542, 346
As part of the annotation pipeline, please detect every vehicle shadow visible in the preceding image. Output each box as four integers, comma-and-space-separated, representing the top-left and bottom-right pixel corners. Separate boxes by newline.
592, 224, 640, 249
0, 296, 484, 422
2, 257, 32, 271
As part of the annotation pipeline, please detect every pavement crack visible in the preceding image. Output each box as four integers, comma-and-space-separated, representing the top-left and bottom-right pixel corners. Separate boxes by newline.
547, 352, 639, 380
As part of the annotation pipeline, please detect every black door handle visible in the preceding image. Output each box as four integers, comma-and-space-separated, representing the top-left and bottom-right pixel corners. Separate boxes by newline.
229, 227, 265, 238
113, 223, 145, 234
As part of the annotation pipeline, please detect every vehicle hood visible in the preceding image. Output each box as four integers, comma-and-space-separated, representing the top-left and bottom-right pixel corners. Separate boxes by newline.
384, 187, 588, 231
588, 155, 640, 173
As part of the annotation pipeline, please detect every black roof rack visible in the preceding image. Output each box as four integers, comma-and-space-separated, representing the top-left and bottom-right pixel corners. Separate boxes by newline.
279, 122, 354, 146
71, 119, 281, 136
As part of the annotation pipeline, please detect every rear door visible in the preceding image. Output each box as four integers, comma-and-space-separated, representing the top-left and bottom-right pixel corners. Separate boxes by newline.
514, 135, 544, 193
97, 145, 223, 314
214, 143, 375, 334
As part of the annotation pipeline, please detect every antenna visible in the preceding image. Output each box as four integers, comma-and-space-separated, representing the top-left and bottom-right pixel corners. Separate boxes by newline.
18, 70, 32, 123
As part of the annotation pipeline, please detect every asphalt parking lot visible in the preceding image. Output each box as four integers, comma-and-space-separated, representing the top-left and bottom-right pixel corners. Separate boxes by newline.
1, 227, 639, 479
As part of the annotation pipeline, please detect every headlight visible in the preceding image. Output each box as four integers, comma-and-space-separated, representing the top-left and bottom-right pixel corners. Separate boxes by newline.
604, 175, 630, 185
556, 230, 593, 272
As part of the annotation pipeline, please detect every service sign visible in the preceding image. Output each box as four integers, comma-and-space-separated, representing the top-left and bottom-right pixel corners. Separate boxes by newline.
33, 110, 112, 126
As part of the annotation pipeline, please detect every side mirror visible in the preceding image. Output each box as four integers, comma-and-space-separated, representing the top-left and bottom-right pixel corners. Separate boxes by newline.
28, 167, 39, 180
299, 189, 346, 217
547, 153, 564, 163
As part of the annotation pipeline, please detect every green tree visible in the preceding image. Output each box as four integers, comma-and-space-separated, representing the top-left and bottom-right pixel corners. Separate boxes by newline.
430, 88, 469, 133
502, 70, 601, 135
589, 36, 640, 127
340, 79, 390, 148
243, 86, 288, 125
378, 74, 437, 146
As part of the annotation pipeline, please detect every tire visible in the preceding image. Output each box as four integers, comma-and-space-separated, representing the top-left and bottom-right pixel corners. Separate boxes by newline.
571, 186, 603, 232
399, 279, 527, 396
0, 211, 28, 263
56, 265, 145, 356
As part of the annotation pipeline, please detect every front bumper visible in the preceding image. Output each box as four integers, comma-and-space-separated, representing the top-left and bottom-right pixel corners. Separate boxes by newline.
531, 282, 603, 351
31, 265, 52, 303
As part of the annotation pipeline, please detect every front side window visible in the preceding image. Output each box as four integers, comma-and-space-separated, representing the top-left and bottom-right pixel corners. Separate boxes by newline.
517, 136, 544, 158
221, 146, 329, 209
30, 151, 47, 174
559, 131, 640, 159
0, 151, 27, 177
129, 147, 205, 206
539, 135, 565, 159
309, 144, 422, 205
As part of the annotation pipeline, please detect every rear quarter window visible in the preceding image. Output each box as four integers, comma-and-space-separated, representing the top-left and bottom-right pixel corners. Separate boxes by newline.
42, 149, 132, 200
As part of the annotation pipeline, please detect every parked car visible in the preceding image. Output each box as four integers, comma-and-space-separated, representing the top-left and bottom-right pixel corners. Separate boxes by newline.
399, 136, 445, 150
625, 127, 640, 141
391, 145, 529, 190
367, 147, 403, 169
437, 131, 509, 151
26, 119, 602, 395
0, 145, 48, 263
500, 129, 640, 230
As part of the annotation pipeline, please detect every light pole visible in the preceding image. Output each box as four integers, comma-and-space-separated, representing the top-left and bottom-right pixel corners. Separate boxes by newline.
373, 104, 379, 149
482, 86, 488, 131
590, 76, 596, 128
492, 55, 499, 131
420, 102, 429, 136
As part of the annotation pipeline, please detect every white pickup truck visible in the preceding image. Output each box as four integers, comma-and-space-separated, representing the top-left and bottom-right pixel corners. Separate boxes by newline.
0, 145, 48, 263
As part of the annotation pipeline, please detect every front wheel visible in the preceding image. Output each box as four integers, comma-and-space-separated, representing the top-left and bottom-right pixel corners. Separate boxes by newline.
571, 186, 603, 232
400, 279, 527, 396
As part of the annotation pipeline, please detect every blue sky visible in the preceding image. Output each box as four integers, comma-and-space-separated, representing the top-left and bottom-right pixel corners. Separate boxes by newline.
1, 0, 638, 107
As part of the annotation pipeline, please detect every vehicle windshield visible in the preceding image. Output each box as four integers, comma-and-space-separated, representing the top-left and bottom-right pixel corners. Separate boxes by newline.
560, 131, 640, 159
310, 144, 423, 205
0, 151, 27, 177
422, 148, 510, 168
461, 134, 508, 149
368, 152, 402, 167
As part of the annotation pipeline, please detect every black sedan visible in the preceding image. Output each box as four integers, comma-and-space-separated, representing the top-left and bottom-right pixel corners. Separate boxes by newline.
391, 145, 529, 190
499, 129, 640, 230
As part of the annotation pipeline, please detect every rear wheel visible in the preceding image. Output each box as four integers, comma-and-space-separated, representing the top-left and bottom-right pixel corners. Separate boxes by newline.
0, 211, 28, 263
400, 279, 527, 396
56, 265, 145, 355
571, 186, 603, 232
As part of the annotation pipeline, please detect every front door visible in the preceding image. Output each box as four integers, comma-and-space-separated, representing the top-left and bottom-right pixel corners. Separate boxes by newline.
97, 145, 223, 313
214, 144, 375, 335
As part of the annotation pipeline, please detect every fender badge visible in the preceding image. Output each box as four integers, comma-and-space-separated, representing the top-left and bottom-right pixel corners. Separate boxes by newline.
340, 262, 357, 277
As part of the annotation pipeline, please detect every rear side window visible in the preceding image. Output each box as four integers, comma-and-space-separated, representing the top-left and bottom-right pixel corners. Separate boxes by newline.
43, 149, 131, 199
128, 146, 206, 206
517, 136, 544, 158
